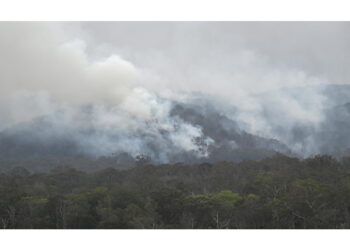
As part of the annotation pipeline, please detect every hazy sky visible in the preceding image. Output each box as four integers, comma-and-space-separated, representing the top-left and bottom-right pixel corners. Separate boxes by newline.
79, 22, 350, 83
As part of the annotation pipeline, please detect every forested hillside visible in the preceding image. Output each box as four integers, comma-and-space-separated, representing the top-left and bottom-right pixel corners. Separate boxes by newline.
1, 153, 350, 229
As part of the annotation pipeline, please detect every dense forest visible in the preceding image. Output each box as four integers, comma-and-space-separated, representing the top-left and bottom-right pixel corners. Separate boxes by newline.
1, 153, 350, 229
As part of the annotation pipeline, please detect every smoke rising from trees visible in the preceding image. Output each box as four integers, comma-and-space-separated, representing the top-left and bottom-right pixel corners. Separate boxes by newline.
1, 22, 350, 162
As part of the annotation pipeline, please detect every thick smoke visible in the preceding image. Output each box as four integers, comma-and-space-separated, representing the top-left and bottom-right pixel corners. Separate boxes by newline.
0, 22, 214, 162
1, 22, 350, 162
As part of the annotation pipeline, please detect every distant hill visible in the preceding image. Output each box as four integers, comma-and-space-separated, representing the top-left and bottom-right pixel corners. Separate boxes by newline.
0, 101, 294, 171
3, 84, 350, 171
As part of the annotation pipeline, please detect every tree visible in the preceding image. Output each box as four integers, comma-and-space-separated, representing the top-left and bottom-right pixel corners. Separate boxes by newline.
184, 194, 216, 228
212, 190, 242, 228
151, 188, 185, 227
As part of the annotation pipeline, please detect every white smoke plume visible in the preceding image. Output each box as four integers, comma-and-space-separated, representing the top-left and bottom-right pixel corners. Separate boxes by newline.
0, 22, 349, 161
0, 22, 214, 161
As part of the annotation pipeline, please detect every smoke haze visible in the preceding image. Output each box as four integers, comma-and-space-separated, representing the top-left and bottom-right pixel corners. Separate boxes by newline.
1, 22, 350, 162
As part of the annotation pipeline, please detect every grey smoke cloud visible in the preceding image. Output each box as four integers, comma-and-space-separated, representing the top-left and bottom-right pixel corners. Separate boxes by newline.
79, 22, 337, 154
0, 22, 214, 160
0, 22, 349, 160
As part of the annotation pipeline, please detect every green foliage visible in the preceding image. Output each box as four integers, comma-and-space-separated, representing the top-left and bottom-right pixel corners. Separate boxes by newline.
0, 153, 350, 228
183, 194, 217, 228
151, 188, 185, 227
215, 190, 242, 208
